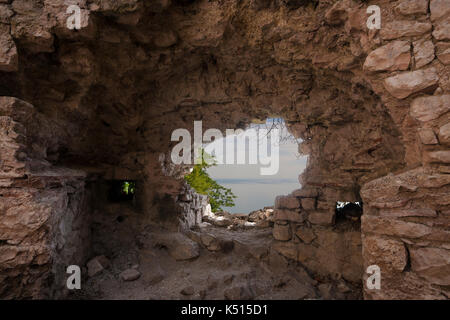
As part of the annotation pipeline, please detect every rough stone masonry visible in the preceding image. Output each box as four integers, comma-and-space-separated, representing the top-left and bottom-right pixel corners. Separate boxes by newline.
0, 0, 449, 299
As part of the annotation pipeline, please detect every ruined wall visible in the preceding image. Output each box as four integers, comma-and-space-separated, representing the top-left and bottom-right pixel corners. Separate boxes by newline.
358, 0, 450, 299
271, 188, 363, 283
0, 97, 91, 298
0, 0, 448, 299
177, 182, 209, 230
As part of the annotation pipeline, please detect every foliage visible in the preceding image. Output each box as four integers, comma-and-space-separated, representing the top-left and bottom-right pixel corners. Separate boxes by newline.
122, 181, 135, 195
185, 150, 236, 212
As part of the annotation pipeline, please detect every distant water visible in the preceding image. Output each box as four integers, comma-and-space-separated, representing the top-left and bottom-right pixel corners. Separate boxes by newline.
216, 179, 301, 214
205, 118, 307, 214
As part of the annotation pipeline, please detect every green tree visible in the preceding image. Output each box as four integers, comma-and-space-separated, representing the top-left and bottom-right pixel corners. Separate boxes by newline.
185, 150, 236, 212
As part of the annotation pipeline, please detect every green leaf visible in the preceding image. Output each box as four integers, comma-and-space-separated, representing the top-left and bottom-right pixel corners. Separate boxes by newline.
185, 149, 236, 212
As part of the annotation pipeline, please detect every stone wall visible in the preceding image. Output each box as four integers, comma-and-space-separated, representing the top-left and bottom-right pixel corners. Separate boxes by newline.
270, 0, 450, 299
0, 0, 449, 299
0, 97, 91, 299
357, 0, 450, 299
271, 187, 363, 283
360, 168, 450, 299
177, 182, 209, 230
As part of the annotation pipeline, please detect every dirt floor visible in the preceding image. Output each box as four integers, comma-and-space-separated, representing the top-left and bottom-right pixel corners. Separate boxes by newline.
69, 203, 362, 300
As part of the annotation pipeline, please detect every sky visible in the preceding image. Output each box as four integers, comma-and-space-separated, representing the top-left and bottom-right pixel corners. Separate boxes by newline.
204, 119, 308, 213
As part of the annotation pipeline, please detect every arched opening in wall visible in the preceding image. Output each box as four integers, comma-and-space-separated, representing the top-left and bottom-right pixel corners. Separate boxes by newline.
187, 118, 308, 218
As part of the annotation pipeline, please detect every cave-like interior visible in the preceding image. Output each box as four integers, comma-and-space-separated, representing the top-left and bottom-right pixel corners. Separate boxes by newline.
0, 0, 449, 300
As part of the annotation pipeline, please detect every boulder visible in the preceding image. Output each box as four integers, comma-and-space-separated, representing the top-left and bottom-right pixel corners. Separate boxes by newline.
156, 233, 200, 261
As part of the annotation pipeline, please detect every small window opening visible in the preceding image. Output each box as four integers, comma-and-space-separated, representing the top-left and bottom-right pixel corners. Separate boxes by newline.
336, 201, 363, 223
108, 180, 136, 202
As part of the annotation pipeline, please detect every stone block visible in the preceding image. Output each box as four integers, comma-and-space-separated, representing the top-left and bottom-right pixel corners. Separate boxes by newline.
363, 41, 410, 72
384, 68, 438, 99
410, 95, 450, 122
275, 195, 300, 209
308, 211, 335, 226
301, 198, 316, 210
410, 247, 450, 285
273, 223, 292, 241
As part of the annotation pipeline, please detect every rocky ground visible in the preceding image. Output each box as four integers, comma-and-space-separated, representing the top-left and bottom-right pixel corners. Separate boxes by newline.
69, 203, 362, 300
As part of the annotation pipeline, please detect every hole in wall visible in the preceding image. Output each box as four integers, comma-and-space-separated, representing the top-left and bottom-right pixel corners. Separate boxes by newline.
107, 180, 136, 202
195, 118, 307, 214
336, 201, 363, 223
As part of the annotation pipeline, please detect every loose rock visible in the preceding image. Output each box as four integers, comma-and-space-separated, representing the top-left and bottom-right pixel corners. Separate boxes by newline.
87, 255, 110, 277
120, 268, 141, 281
180, 286, 195, 296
